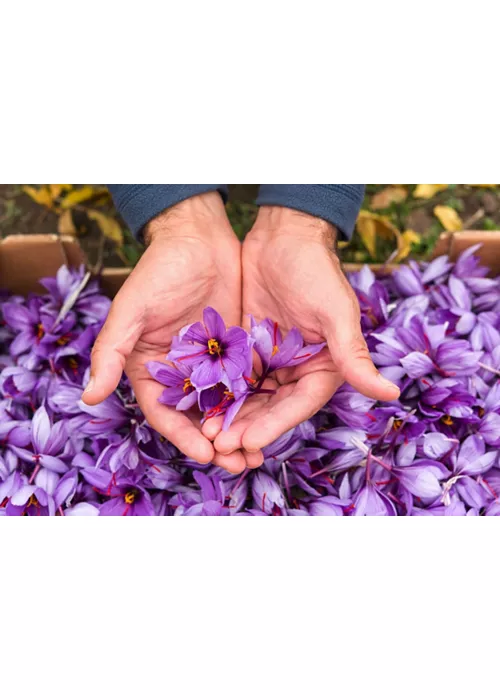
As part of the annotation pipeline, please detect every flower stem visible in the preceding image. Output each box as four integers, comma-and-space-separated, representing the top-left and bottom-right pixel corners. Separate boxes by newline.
29, 462, 41, 485
478, 362, 500, 376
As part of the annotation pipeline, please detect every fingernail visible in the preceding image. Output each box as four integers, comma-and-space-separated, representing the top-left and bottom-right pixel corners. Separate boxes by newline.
378, 374, 400, 392
82, 377, 95, 395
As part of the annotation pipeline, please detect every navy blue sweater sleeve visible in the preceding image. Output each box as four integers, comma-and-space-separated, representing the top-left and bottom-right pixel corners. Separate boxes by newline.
108, 185, 228, 238
256, 185, 365, 239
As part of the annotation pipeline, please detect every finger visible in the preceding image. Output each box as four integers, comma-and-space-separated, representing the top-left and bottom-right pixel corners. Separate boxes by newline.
201, 415, 224, 441
213, 381, 277, 454
214, 416, 253, 454
327, 328, 400, 401
82, 292, 144, 405
212, 450, 247, 475
243, 449, 264, 469
325, 285, 400, 402
133, 376, 215, 464
242, 371, 342, 452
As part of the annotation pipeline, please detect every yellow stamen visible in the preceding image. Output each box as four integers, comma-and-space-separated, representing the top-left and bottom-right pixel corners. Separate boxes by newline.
208, 339, 221, 355
271, 345, 279, 357
183, 377, 193, 393
478, 407, 485, 418
393, 419, 403, 430
224, 391, 234, 399
36, 323, 44, 341
441, 415, 454, 426
124, 491, 136, 505
27, 494, 39, 508
68, 358, 78, 370
56, 334, 71, 347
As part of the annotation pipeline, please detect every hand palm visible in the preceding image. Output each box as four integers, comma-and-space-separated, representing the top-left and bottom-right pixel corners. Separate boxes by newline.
210, 225, 399, 457
208, 234, 344, 456
86, 232, 250, 468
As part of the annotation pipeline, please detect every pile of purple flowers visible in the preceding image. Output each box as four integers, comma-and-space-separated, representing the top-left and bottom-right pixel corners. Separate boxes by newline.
1, 245, 500, 515
146, 307, 325, 428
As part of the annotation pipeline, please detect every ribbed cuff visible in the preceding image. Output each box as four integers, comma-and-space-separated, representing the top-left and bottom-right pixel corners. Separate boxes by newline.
256, 184, 365, 240
108, 185, 228, 238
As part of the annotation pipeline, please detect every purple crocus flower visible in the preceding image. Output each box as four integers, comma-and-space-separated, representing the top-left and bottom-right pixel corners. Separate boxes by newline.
3, 248, 500, 517
40, 264, 111, 324
251, 471, 286, 515
53, 325, 96, 382
10, 406, 69, 481
250, 317, 325, 374
2, 298, 59, 360
172, 472, 229, 516
440, 435, 498, 508
0, 366, 38, 400
81, 467, 155, 516
168, 307, 252, 390
1, 474, 50, 516
391, 441, 447, 501
146, 361, 197, 410
374, 318, 481, 380
349, 266, 389, 331
327, 385, 377, 429
393, 256, 453, 298
308, 495, 350, 516
353, 483, 396, 516
76, 392, 135, 435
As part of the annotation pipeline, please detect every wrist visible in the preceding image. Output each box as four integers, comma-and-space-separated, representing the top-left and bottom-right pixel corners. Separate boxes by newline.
248, 206, 337, 248
144, 192, 231, 246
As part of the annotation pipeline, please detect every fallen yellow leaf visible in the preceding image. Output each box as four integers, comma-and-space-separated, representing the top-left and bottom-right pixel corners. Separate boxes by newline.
356, 212, 378, 257
49, 184, 72, 199
395, 229, 420, 262
414, 184, 448, 199
370, 186, 407, 209
60, 185, 108, 209
434, 205, 463, 232
87, 209, 123, 245
356, 210, 401, 258
22, 185, 55, 209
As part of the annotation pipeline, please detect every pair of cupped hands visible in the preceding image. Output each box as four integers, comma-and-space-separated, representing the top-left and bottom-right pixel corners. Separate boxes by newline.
82, 192, 400, 474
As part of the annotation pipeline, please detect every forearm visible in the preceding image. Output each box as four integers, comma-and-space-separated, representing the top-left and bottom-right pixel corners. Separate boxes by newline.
108, 185, 228, 238
256, 184, 365, 239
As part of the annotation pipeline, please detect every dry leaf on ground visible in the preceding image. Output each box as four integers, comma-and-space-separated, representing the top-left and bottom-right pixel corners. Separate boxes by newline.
370, 186, 408, 209
87, 209, 123, 245
60, 186, 109, 209
356, 210, 401, 258
395, 230, 420, 262
22, 185, 55, 209
413, 184, 448, 199
434, 205, 463, 232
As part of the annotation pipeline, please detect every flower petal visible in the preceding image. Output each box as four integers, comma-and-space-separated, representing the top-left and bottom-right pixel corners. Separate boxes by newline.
181, 321, 208, 344
191, 357, 224, 391
146, 361, 186, 386
203, 307, 226, 339
400, 352, 435, 378
32, 406, 51, 453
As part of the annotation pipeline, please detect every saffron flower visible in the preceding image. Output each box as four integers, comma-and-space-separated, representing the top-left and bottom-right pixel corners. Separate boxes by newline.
1, 245, 500, 516
168, 307, 252, 389
146, 361, 197, 410
148, 308, 325, 430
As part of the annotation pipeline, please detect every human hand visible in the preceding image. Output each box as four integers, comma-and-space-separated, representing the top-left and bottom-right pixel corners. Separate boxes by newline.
205, 206, 400, 457
82, 192, 262, 472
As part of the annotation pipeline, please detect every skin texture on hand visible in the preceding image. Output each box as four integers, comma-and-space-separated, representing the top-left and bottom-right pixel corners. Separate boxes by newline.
204, 206, 400, 458
81, 193, 263, 473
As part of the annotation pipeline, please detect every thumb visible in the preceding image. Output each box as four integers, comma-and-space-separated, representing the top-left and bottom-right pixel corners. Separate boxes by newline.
82, 298, 144, 405
325, 295, 400, 402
